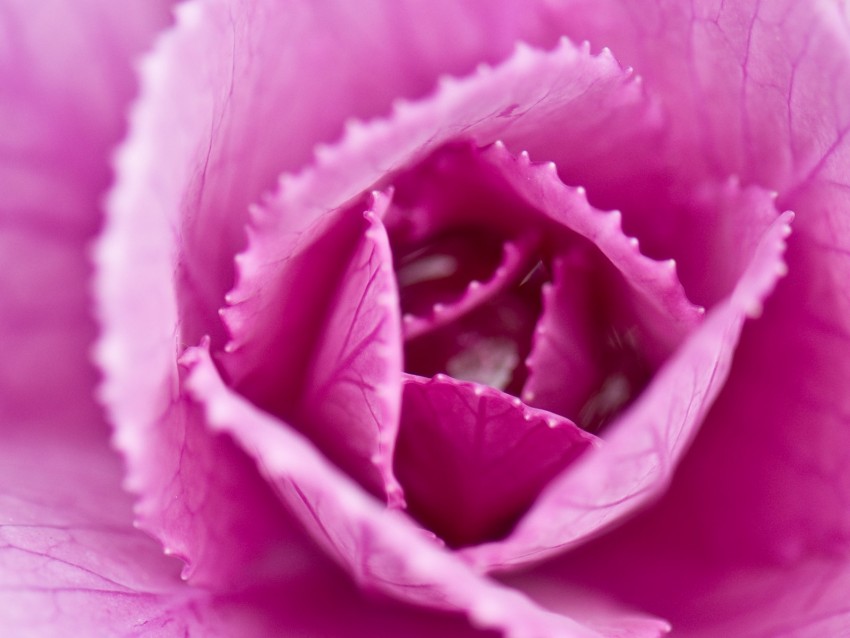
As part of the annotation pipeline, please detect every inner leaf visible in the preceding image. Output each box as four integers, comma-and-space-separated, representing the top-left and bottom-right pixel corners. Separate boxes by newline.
386, 141, 685, 434
397, 230, 502, 307
404, 275, 543, 395
395, 373, 597, 547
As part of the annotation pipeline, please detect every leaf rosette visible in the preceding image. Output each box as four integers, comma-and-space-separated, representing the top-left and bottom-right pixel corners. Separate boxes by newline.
92, 2, 830, 636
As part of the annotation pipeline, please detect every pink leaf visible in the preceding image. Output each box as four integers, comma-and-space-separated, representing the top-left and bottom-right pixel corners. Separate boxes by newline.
0, 0, 173, 436
396, 373, 597, 547
295, 192, 404, 505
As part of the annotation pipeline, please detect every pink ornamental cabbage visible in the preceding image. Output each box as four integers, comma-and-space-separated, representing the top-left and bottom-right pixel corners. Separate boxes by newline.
3, 0, 850, 635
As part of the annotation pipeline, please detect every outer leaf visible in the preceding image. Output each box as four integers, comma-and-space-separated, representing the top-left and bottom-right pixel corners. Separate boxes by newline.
0, 437, 190, 635
0, 0, 171, 435
540, 0, 850, 601
0, 436, 503, 638
513, 525, 850, 638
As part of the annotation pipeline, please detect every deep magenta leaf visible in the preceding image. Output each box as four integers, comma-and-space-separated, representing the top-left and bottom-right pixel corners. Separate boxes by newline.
395, 373, 597, 547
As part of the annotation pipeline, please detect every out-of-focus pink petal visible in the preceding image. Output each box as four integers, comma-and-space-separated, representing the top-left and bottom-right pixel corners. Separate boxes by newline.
670, 557, 850, 637
0, 436, 192, 633
0, 437, 503, 638
463, 211, 794, 571
396, 373, 597, 547
224, 36, 658, 407
517, 518, 850, 638
0, 0, 172, 436
294, 193, 404, 505
184, 345, 670, 638
195, 574, 510, 638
